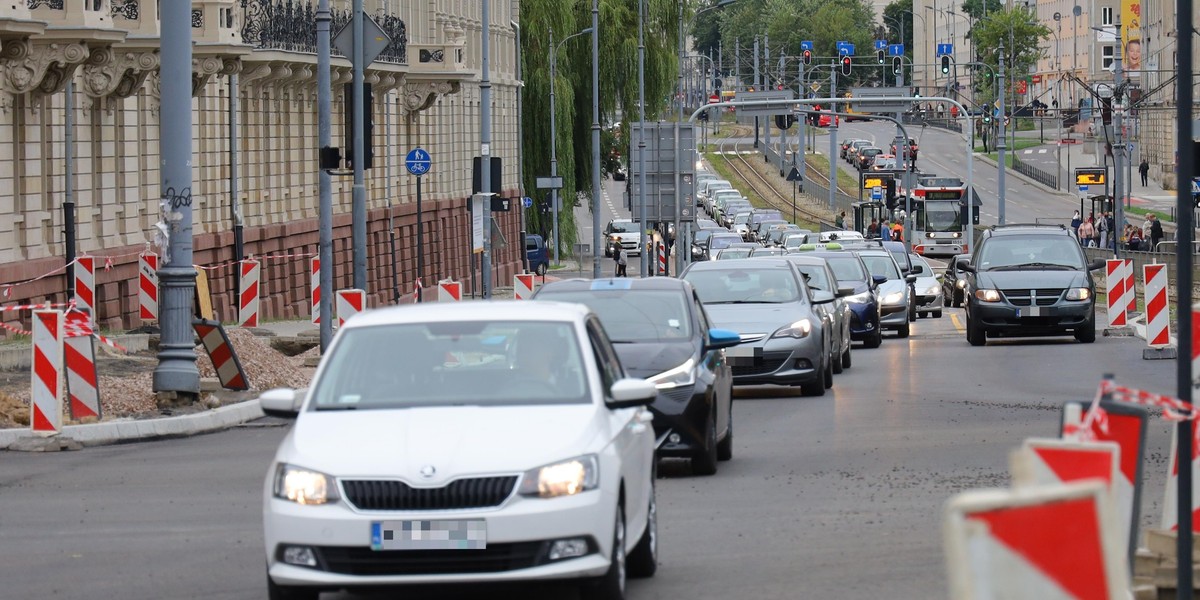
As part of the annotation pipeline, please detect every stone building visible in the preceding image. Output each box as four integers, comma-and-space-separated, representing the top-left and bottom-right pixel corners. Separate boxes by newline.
0, 0, 523, 330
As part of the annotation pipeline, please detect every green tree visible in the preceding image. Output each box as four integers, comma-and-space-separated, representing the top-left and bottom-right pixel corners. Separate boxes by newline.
970, 7, 1050, 107
959, 0, 1003, 22
882, 0, 914, 63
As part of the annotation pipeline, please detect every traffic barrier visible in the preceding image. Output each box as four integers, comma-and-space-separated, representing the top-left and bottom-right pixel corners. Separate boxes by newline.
943, 481, 1128, 600
1143, 263, 1170, 347
1010, 437, 1123, 549
438, 280, 461, 302
514, 273, 535, 300
1161, 419, 1200, 531
138, 251, 158, 321
1061, 399, 1148, 564
73, 255, 95, 321
310, 256, 320, 325
1124, 259, 1135, 319
1104, 259, 1127, 327
238, 259, 261, 328
656, 243, 667, 275
193, 319, 249, 390
30, 310, 63, 435
336, 289, 366, 328
64, 310, 101, 420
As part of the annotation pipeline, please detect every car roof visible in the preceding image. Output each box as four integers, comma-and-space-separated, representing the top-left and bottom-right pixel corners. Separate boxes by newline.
780, 254, 831, 267
684, 257, 797, 271
343, 300, 590, 329
537, 277, 691, 294
982, 223, 1072, 236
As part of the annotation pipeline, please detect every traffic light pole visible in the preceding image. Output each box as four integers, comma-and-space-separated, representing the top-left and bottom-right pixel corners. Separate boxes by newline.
829, 59, 838, 211
797, 59, 806, 186
997, 43, 1007, 226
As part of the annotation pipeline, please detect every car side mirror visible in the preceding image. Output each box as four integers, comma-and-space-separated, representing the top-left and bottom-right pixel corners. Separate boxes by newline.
905, 274, 918, 284
911, 264, 924, 274
260, 388, 304, 419
837, 284, 857, 297
812, 291, 836, 304
608, 378, 657, 409
705, 328, 741, 351
872, 274, 888, 285
957, 258, 975, 273
1088, 259, 1107, 271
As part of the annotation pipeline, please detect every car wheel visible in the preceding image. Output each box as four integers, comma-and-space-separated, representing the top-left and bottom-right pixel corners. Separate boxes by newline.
934, 310, 943, 319
627, 481, 658, 578
692, 409, 718, 476
582, 504, 627, 600
841, 344, 852, 369
800, 357, 827, 397
267, 574, 319, 600
823, 355, 834, 389
716, 403, 734, 462
897, 322, 910, 338
535, 262, 548, 276
966, 314, 986, 346
918, 311, 926, 319
831, 344, 844, 374
1075, 313, 1097, 343
864, 327, 883, 349
908, 300, 918, 322
943, 294, 951, 307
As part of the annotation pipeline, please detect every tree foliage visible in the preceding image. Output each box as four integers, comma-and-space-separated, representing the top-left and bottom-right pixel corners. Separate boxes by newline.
970, 7, 1050, 106
882, 0, 913, 62
959, 0, 1003, 22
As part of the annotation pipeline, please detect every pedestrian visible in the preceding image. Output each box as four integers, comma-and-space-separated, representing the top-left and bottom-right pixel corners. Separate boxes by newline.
867, 218, 880, 238
950, 104, 959, 119
613, 244, 627, 277
891, 221, 904, 243
880, 219, 892, 241
1097, 212, 1109, 249
1127, 225, 1144, 251
1077, 217, 1095, 247
835, 211, 846, 228
980, 126, 988, 153
1139, 159, 1150, 186
1070, 210, 1082, 237
1148, 213, 1164, 251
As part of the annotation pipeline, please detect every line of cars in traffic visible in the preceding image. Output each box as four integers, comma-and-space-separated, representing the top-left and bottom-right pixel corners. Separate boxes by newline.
839, 137, 918, 172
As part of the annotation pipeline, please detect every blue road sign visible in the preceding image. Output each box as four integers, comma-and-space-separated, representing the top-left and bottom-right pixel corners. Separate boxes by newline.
807, 91, 816, 99
801, 40, 813, 51
871, 189, 883, 200
836, 41, 850, 56
936, 43, 953, 57
875, 39, 887, 50
522, 196, 533, 208
405, 148, 431, 176
888, 44, 904, 56
1078, 185, 1090, 192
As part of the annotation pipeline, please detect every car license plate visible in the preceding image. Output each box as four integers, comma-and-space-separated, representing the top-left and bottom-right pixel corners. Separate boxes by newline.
726, 344, 761, 365
370, 520, 486, 551
1017, 307, 1042, 318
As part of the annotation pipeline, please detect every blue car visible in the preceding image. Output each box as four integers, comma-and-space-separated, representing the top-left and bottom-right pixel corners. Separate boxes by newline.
810, 251, 883, 348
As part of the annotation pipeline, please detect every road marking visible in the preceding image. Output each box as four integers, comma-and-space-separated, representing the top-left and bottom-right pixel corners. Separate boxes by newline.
1038, 149, 1048, 154
950, 312, 965, 332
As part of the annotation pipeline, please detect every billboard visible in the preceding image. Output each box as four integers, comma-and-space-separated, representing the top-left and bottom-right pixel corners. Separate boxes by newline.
1122, 0, 1142, 77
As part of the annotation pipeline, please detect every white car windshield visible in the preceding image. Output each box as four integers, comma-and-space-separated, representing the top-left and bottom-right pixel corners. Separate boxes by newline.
311, 321, 590, 409
825, 256, 867, 281
609, 222, 637, 234
535, 290, 692, 343
793, 265, 832, 292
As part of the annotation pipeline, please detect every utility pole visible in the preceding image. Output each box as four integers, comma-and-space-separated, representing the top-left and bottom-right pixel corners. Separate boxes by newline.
549, 29, 561, 268
350, 0, 367, 291
316, 0, 333, 350
152, 0, 199, 398
1112, 15, 1126, 258
997, 42, 1007, 225
753, 37, 760, 149
638, 0, 648, 277
513, 21, 527, 274
64, 78, 75, 299
797, 59, 806, 185
674, 0, 684, 275
481, 0, 494, 296
230, 74, 243, 264
591, 0, 602, 278
829, 58, 838, 211
1174, 0, 1195, 593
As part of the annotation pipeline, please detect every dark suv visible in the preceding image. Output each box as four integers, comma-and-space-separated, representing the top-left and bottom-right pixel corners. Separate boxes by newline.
958, 224, 1106, 346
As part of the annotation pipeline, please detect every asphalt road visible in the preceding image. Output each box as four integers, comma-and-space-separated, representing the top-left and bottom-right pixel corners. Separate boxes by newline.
0, 308, 1178, 599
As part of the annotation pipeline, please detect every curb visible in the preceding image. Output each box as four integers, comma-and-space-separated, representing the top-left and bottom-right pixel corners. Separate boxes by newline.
0, 399, 265, 450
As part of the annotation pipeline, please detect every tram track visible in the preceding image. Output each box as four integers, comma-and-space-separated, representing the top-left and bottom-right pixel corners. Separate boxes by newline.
710, 144, 834, 228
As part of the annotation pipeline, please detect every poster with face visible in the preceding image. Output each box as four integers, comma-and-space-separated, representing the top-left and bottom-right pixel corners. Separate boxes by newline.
1122, 0, 1142, 77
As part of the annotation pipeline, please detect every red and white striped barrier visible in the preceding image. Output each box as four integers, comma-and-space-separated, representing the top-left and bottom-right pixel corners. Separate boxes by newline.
1104, 259, 1127, 327
656, 243, 667, 275
64, 311, 101, 420
1161, 419, 1200, 531
73, 256, 95, 321
193, 319, 249, 390
1124, 259, 1135, 318
438, 280, 462, 303
0, 301, 75, 313
310, 256, 320, 325
1143, 263, 1170, 347
944, 481, 1128, 600
238, 259, 261, 328
412, 279, 423, 303
30, 310, 63, 435
1011, 437, 1124, 550
138, 251, 159, 321
1194, 303, 1200, 390
514, 273, 535, 300
336, 289, 366, 327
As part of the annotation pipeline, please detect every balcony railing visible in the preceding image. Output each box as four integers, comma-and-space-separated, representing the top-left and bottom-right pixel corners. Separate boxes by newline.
240, 0, 406, 64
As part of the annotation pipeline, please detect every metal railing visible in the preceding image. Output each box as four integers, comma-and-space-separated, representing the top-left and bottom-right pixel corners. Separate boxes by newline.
1012, 153, 1059, 190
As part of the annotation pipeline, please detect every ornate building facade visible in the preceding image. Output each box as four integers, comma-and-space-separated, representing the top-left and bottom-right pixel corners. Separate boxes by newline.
0, 0, 523, 330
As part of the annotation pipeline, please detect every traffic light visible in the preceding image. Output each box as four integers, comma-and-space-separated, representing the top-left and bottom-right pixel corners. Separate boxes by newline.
877, 50, 885, 64
774, 114, 796, 130
841, 56, 852, 76
803, 49, 812, 65
892, 56, 902, 75
940, 54, 951, 75
698, 110, 710, 122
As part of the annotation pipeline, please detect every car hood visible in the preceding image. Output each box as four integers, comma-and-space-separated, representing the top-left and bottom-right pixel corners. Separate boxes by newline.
976, 269, 1090, 290
614, 342, 696, 379
914, 274, 940, 292
282, 404, 606, 482
702, 302, 808, 335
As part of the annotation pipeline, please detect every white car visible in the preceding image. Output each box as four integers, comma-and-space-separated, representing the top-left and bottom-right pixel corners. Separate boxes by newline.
262, 301, 659, 600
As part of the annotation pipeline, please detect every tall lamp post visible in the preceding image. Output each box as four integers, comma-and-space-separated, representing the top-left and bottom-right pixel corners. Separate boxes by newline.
549, 27, 592, 268
590, 0, 602, 278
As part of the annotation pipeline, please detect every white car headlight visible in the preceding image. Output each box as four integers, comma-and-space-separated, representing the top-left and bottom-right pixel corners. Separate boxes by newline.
956, 278, 967, 289
1066, 287, 1091, 301
975, 289, 1002, 302
882, 291, 905, 305
647, 358, 697, 389
273, 464, 339, 506
846, 291, 873, 304
518, 455, 600, 498
925, 285, 941, 295
772, 319, 812, 339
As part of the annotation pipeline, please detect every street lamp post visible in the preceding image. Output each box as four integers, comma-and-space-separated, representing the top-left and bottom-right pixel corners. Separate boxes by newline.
638, 0, 648, 276
590, 0, 601, 278
998, 42, 1007, 225
549, 27, 591, 268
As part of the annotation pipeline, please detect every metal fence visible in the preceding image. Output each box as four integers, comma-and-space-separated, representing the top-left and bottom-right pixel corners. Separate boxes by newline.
1012, 153, 1059, 190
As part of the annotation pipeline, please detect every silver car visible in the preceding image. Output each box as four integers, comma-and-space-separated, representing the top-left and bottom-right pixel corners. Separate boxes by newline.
908, 253, 944, 319
855, 249, 916, 338
783, 255, 854, 374
681, 259, 833, 396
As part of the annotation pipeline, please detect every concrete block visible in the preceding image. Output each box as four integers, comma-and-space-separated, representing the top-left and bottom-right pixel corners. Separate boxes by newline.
1144, 347, 1179, 360
7, 435, 82, 452
1146, 529, 1200, 561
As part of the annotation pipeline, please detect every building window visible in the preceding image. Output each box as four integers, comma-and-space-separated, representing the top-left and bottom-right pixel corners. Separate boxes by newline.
1101, 7, 1113, 26
1102, 45, 1114, 69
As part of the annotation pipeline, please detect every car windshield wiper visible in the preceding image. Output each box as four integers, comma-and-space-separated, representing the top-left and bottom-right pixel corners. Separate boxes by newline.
315, 405, 358, 411
706, 300, 773, 305
991, 262, 1076, 271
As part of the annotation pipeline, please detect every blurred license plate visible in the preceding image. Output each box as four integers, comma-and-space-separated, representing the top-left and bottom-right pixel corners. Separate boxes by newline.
1017, 307, 1042, 318
371, 520, 486, 551
726, 345, 761, 364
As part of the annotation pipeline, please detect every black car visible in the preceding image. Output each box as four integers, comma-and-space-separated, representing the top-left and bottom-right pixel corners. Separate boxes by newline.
959, 224, 1106, 346
809, 250, 884, 348
941, 253, 970, 307
534, 277, 739, 475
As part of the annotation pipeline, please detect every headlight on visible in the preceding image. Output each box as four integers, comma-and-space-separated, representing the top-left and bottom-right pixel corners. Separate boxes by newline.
647, 358, 697, 389
925, 285, 941, 295
518, 455, 599, 498
882, 291, 905, 305
273, 464, 339, 506
1066, 287, 1091, 301
772, 320, 812, 339
975, 289, 1002, 302
956, 278, 967, 289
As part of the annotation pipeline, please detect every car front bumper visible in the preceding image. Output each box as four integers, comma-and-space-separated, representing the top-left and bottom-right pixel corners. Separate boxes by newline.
879, 303, 909, 328
916, 293, 943, 312
724, 335, 822, 386
847, 303, 880, 339
650, 384, 711, 458
971, 301, 1094, 336
264, 484, 617, 588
